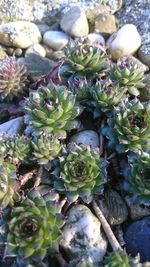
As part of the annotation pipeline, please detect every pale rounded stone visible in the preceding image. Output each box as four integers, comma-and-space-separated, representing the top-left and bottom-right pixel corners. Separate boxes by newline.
86, 33, 105, 46
25, 44, 46, 57
106, 24, 141, 60
94, 13, 117, 36
69, 130, 99, 148
60, 7, 89, 37
0, 21, 41, 48
43, 30, 70, 50
0, 117, 24, 136
60, 205, 107, 266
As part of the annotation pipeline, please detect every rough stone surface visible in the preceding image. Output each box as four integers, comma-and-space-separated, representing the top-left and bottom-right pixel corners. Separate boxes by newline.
0, 1, 122, 24
0, 117, 24, 136
60, 205, 107, 266
97, 190, 128, 225
125, 196, 150, 221
139, 74, 150, 102
138, 43, 150, 67
0, 21, 41, 48
125, 217, 150, 262
70, 130, 100, 148
43, 30, 70, 50
24, 53, 57, 80
94, 13, 117, 36
60, 7, 89, 37
106, 24, 141, 60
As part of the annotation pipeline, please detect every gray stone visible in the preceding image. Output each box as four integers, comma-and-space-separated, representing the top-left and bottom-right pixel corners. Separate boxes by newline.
25, 44, 46, 58
36, 24, 51, 36
106, 24, 141, 60
139, 73, 150, 102
43, 30, 70, 50
0, 116, 24, 136
94, 13, 117, 36
138, 43, 150, 67
97, 190, 128, 225
125, 196, 150, 221
0, 21, 41, 48
60, 205, 107, 266
116, 0, 150, 48
60, 7, 89, 37
86, 33, 105, 46
24, 53, 57, 80
69, 130, 99, 148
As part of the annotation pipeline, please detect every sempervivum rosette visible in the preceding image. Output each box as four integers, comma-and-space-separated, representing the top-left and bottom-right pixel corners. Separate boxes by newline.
0, 56, 27, 101
102, 99, 150, 153
0, 162, 18, 210
109, 57, 145, 96
60, 39, 109, 80
123, 153, 150, 206
91, 78, 127, 112
54, 143, 107, 203
2, 188, 64, 265
25, 83, 81, 139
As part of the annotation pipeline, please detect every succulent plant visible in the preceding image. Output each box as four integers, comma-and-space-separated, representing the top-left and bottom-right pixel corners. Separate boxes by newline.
109, 58, 145, 96
0, 56, 27, 101
7, 135, 32, 165
2, 188, 64, 265
25, 83, 81, 139
60, 39, 109, 80
0, 135, 9, 164
32, 134, 62, 165
104, 250, 148, 267
91, 78, 127, 112
123, 153, 150, 206
54, 143, 107, 203
102, 99, 150, 153
68, 75, 91, 102
0, 161, 18, 210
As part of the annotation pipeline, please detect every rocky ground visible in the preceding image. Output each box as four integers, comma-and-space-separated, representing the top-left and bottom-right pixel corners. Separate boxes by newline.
0, 0, 150, 266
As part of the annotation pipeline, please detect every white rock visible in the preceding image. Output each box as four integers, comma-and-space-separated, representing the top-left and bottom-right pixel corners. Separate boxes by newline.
60, 7, 89, 37
70, 130, 99, 148
25, 44, 46, 57
86, 33, 105, 46
0, 21, 41, 48
60, 205, 107, 266
106, 24, 141, 60
0, 117, 24, 136
43, 30, 70, 50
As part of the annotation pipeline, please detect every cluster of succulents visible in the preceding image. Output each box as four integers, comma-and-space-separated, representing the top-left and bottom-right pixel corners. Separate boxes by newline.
0, 38, 150, 266
0, 56, 27, 101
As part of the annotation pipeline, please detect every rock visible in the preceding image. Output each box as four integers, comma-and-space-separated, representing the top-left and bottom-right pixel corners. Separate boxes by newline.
69, 130, 100, 148
116, 1, 150, 48
47, 50, 65, 61
86, 33, 105, 46
0, 21, 41, 48
125, 217, 150, 262
125, 196, 150, 221
14, 48, 23, 57
106, 24, 141, 60
97, 190, 128, 225
36, 24, 51, 36
43, 30, 70, 50
0, 116, 24, 136
60, 205, 107, 266
94, 13, 117, 37
60, 7, 89, 38
139, 74, 150, 102
25, 44, 46, 57
24, 53, 57, 81
0, 46, 6, 59
138, 43, 150, 67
